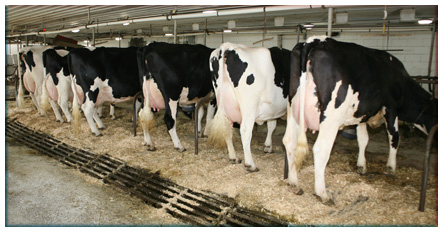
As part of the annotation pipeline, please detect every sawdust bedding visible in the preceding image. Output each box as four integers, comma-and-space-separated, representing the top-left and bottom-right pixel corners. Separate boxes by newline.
6, 99, 438, 226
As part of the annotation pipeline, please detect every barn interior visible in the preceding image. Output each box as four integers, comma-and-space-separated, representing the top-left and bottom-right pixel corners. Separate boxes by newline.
4, 4, 439, 227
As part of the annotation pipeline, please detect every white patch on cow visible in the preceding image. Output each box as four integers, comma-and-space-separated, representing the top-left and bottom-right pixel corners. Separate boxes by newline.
306, 35, 328, 44
209, 42, 288, 171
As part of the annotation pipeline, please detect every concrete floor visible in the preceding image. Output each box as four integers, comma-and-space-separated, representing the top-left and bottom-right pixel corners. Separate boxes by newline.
5, 137, 182, 226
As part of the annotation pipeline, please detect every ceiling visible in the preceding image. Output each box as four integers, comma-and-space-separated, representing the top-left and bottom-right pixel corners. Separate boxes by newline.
5, 5, 438, 45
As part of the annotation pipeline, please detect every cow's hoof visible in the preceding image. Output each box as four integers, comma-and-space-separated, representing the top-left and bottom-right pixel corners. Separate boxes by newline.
93, 133, 102, 137
314, 194, 335, 206
289, 187, 304, 195
175, 147, 186, 152
264, 146, 273, 153
230, 158, 242, 164
111, 116, 116, 120
357, 166, 367, 175
384, 167, 396, 176
246, 166, 259, 173
146, 146, 157, 151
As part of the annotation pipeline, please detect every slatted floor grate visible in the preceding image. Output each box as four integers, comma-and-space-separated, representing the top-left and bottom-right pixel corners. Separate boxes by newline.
6, 120, 289, 227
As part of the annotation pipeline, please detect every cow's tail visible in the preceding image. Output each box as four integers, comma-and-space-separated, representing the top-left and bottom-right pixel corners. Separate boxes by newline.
207, 100, 232, 149
40, 71, 52, 114
207, 48, 232, 149
294, 71, 309, 171
71, 76, 82, 134
16, 76, 25, 108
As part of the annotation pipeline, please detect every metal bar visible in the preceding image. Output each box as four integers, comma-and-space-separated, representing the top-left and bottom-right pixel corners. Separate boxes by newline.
418, 124, 437, 212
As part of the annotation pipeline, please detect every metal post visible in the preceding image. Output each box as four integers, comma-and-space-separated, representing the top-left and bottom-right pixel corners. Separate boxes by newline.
427, 22, 436, 77
174, 20, 177, 44
418, 125, 437, 212
296, 25, 301, 44
92, 27, 95, 47
328, 7, 333, 37
204, 19, 207, 46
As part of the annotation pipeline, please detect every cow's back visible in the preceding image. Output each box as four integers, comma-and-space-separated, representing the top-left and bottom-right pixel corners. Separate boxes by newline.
141, 42, 214, 99
68, 47, 140, 99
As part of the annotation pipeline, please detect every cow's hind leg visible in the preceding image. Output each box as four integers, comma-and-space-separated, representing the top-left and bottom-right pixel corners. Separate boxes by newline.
240, 116, 258, 172
264, 119, 277, 153
384, 109, 399, 175
313, 121, 340, 204
165, 99, 185, 152
49, 99, 64, 122
82, 99, 101, 136
282, 103, 304, 194
93, 106, 106, 129
356, 123, 369, 174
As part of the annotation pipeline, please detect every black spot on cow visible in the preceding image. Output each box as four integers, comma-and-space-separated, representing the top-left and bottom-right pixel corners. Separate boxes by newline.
246, 74, 255, 85
24, 51, 36, 72
334, 83, 348, 109
269, 47, 291, 98
87, 88, 99, 103
224, 49, 247, 88
210, 56, 219, 88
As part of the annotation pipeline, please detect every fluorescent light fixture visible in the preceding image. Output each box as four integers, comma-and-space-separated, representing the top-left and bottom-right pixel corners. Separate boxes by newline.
418, 19, 433, 25
84, 40, 89, 43
123, 22, 130, 26
165, 33, 174, 36
306, 27, 313, 30
203, 10, 217, 14
223, 29, 232, 33
115, 37, 122, 41
303, 23, 314, 28
72, 29, 80, 33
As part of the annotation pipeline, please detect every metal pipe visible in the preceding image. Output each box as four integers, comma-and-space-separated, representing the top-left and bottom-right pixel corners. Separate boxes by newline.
7, 5, 324, 38
174, 20, 177, 44
328, 7, 333, 37
427, 22, 436, 77
418, 124, 437, 212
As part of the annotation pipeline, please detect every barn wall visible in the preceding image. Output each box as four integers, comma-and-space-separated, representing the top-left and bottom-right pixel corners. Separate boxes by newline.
190, 30, 437, 77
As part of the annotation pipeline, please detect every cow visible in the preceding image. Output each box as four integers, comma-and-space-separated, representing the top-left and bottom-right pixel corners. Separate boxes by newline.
41, 48, 73, 123
282, 36, 438, 203
17, 46, 53, 115
208, 43, 291, 172
68, 47, 141, 136
137, 42, 215, 152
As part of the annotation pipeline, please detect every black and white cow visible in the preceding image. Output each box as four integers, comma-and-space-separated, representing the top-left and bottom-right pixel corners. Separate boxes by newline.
137, 42, 215, 152
208, 43, 291, 172
18, 46, 53, 114
283, 36, 438, 203
42, 48, 73, 123
68, 47, 141, 136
